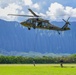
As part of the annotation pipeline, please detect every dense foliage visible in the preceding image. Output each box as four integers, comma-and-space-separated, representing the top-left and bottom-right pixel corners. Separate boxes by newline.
0, 54, 76, 64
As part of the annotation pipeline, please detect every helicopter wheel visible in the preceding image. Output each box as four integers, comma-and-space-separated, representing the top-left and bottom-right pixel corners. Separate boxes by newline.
33, 26, 36, 29
33, 25, 36, 29
28, 27, 31, 30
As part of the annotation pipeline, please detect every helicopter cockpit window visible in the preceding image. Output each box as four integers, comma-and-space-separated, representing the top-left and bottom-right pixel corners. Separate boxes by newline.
26, 19, 32, 23
26, 20, 29, 23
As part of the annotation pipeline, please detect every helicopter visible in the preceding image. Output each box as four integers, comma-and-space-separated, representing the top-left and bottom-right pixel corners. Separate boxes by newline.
8, 9, 71, 34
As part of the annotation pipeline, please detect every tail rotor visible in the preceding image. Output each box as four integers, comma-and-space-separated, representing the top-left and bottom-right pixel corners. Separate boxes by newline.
62, 17, 71, 30
62, 17, 71, 25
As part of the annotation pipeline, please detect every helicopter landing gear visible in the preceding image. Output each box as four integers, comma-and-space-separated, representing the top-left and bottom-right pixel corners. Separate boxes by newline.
28, 27, 31, 30
32, 24, 36, 29
57, 31, 60, 35
33, 26, 36, 29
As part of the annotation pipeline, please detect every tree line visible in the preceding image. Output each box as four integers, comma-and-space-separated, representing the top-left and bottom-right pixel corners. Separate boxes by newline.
0, 54, 76, 64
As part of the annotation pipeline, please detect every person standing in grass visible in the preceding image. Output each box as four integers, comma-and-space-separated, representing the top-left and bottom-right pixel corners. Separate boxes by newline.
60, 60, 64, 68
33, 61, 35, 66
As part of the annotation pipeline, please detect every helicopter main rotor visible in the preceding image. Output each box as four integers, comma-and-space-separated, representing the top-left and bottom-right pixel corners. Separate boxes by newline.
8, 9, 41, 18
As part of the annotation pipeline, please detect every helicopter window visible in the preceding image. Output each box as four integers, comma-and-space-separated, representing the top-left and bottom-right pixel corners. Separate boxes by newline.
38, 22, 42, 27
26, 20, 30, 23
45, 22, 49, 26
30, 19, 33, 23
42, 22, 45, 26
26, 19, 32, 23
37, 21, 49, 27
35, 22, 38, 26
34, 22, 38, 26
42, 22, 49, 27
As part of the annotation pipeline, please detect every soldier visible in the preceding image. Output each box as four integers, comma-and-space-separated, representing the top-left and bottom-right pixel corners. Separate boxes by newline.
60, 60, 64, 68
33, 61, 35, 66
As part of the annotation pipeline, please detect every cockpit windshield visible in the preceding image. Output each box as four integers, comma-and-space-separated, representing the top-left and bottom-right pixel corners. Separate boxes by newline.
26, 19, 33, 23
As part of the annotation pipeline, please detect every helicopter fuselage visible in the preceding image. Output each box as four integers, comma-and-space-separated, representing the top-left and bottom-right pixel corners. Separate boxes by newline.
8, 8, 71, 33
20, 18, 70, 31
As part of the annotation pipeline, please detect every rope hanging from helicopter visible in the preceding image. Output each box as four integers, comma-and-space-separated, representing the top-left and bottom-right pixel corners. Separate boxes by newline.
33, 29, 39, 52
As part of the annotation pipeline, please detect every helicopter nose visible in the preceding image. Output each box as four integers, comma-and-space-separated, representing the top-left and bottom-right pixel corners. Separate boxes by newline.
20, 22, 24, 25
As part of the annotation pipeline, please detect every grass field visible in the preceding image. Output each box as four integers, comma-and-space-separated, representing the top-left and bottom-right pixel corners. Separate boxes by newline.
0, 64, 76, 75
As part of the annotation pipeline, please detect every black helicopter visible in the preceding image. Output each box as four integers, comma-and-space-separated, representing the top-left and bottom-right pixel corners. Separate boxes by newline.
8, 9, 71, 34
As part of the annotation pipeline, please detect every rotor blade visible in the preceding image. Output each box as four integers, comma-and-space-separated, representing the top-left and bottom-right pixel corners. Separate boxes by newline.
28, 9, 40, 17
68, 22, 71, 25
67, 17, 70, 21
62, 19, 66, 22
8, 14, 35, 17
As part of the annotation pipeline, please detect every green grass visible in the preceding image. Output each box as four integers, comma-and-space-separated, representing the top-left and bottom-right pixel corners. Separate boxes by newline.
0, 64, 76, 75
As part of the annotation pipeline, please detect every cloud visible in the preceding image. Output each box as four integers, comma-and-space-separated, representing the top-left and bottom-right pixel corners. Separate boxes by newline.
22, 0, 32, 6
65, 6, 76, 17
46, 2, 76, 21
32, 3, 39, 9
0, 0, 40, 21
0, 3, 23, 21
0, 1, 76, 21
22, 0, 40, 9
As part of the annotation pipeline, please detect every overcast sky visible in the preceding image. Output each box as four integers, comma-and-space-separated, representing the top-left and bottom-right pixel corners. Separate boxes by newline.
0, 0, 76, 21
